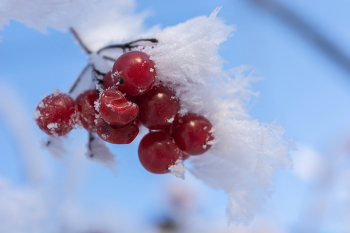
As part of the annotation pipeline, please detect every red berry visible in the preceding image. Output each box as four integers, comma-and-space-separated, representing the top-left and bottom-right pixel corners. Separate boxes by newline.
34, 92, 78, 136
99, 87, 139, 127
138, 131, 182, 174
96, 118, 139, 144
102, 71, 116, 90
76, 89, 98, 132
139, 85, 180, 130
112, 51, 156, 96
170, 113, 214, 155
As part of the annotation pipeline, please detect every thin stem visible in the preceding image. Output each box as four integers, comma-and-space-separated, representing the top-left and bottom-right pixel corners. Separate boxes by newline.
70, 27, 92, 54
102, 55, 116, 62
88, 132, 94, 158
97, 38, 158, 54
68, 64, 92, 94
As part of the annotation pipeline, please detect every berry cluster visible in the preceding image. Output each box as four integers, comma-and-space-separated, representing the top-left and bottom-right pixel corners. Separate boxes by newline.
34, 50, 214, 175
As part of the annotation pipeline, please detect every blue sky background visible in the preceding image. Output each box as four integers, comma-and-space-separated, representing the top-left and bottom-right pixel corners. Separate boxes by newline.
1, 0, 350, 232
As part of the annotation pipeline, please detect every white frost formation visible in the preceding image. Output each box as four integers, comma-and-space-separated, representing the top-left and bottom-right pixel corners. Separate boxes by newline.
0, 0, 159, 51
168, 158, 187, 179
141, 8, 293, 224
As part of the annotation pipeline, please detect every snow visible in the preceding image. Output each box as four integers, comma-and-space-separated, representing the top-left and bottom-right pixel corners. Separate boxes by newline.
94, 100, 100, 112
139, 8, 293, 224
166, 115, 175, 123
168, 158, 187, 179
42, 136, 68, 160
0, 0, 159, 51
47, 123, 59, 130
32, 109, 41, 121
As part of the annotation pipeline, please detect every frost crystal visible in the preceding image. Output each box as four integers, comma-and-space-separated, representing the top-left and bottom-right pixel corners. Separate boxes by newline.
168, 158, 187, 179
140, 7, 293, 224
94, 100, 100, 112
166, 115, 175, 123
47, 123, 59, 130
32, 109, 41, 121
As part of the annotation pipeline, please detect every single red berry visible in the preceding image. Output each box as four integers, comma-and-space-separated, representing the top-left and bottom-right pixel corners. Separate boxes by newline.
112, 51, 156, 96
34, 92, 78, 136
102, 71, 116, 90
76, 89, 99, 132
138, 131, 182, 174
170, 113, 214, 155
96, 117, 139, 144
99, 87, 139, 127
139, 85, 180, 131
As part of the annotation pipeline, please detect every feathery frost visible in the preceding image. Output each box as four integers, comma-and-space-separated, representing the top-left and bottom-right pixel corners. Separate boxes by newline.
140, 7, 293, 224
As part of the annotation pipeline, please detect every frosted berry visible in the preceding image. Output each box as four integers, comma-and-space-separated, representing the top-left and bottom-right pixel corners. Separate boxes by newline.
34, 92, 77, 136
96, 118, 139, 144
139, 85, 180, 131
99, 87, 139, 127
76, 89, 98, 132
138, 131, 182, 174
102, 71, 116, 90
112, 51, 156, 96
170, 113, 214, 155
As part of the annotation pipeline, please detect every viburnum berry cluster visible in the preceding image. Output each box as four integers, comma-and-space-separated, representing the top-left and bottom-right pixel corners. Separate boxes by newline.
34, 39, 214, 175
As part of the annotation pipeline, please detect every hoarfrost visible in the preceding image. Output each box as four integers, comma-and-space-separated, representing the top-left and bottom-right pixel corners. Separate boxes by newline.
38, 101, 44, 108
42, 136, 68, 160
47, 123, 59, 130
140, 8, 293, 224
32, 109, 41, 121
94, 100, 100, 112
166, 115, 175, 123
106, 104, 115, 112
168, 158, 187, 179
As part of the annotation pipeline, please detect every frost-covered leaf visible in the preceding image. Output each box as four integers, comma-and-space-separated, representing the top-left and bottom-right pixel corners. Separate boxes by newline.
42, 136, 68, 160
87, 133, 117, 171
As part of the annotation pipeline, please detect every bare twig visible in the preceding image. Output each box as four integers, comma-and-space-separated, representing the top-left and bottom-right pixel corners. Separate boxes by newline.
68, 64, 92, 94
97, 38, 158, 54
70, 27, 92, 54
88, 132, 95, 158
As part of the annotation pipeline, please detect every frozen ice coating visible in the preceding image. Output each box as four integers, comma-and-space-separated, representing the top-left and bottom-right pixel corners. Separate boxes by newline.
140, 8, 293, 224
168, 158, 187, 179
